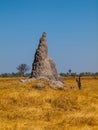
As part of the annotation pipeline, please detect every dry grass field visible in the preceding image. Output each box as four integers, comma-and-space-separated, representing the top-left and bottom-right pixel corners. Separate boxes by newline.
0, 77, 98, 130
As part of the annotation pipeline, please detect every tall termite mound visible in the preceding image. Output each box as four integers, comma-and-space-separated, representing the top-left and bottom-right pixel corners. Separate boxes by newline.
30, 32, 65, 89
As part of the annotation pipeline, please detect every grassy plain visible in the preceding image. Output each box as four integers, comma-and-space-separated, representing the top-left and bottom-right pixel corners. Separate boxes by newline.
0, 77, 98, 130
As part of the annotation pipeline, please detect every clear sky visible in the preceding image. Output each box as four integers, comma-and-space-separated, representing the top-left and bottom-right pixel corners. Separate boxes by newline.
0, 0, 97, 74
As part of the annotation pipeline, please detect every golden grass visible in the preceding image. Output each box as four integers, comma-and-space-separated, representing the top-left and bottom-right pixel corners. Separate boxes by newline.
0, 77, 98, 130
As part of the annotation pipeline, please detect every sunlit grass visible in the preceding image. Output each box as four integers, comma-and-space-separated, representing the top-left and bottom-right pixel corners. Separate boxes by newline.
0, 77, 98, 130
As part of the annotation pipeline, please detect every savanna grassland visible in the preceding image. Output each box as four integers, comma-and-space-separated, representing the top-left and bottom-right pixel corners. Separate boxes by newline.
0, 77, 98, 130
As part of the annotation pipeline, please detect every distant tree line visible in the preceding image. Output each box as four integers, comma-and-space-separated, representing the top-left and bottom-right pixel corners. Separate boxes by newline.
0, 72, 31, 77
0, 64, 98, 77
1, 72, 98, 78
60, 72, 98, 77
0, 64, 30, 77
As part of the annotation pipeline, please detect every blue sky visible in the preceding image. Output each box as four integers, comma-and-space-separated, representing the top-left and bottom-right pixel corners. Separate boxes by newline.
0, 0, 97, 73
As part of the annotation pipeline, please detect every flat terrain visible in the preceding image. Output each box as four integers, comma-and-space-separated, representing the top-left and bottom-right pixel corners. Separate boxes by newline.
0, 77, 98, 130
